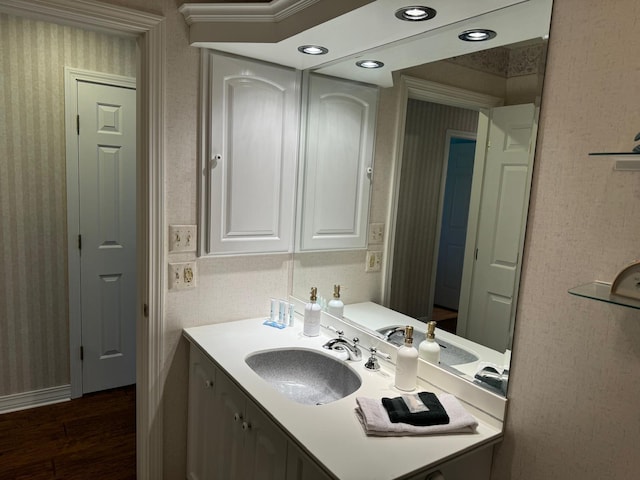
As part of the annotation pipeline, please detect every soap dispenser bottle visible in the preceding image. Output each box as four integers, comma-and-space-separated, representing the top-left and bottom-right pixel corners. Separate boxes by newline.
394, 325, 418, 391
327, 284, 344, 319
419, 321, 441, 364
303, 287, 321, 337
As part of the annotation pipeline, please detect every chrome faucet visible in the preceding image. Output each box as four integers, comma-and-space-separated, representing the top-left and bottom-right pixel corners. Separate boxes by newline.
322, 330, 362, 361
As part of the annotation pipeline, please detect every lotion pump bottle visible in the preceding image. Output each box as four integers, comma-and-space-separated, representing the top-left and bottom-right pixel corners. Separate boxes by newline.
303, 287, 321, 337
419, 321, 441, 364
327, 284, 344, 319
394, 325, 418, 391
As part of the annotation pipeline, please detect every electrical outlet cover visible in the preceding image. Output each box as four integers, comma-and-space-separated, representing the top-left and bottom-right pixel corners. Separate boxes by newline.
365, 251, 382, 272
169, 262, 197, 290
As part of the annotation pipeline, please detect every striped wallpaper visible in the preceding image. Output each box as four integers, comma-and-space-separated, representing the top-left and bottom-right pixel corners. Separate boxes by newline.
0, 13, 136, 396
389, 100, 478, 318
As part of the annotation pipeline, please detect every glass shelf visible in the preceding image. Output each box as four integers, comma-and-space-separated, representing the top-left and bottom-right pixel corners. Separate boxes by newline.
569, 282, 640, 310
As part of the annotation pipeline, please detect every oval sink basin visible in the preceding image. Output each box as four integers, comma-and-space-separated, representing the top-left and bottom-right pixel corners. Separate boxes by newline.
245, 348, 361, 406
377, 326, 479, 366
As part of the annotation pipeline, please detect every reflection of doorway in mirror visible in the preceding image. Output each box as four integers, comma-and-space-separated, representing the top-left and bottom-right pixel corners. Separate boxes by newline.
433, 132, 477, 328
389, 100, 479, 329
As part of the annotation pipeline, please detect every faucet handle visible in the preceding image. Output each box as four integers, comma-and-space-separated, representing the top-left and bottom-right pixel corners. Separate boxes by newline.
364, 347, 380, 371
364, 347, 380, 370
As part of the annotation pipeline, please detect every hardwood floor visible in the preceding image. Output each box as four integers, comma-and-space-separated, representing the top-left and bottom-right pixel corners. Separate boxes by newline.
0, 385, 136, 480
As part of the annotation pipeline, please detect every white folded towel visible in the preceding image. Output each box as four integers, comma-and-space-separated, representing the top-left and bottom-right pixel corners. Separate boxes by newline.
355, 394, 478, 436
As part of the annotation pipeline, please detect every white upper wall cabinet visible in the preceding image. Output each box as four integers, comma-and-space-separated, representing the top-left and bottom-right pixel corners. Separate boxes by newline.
296, 74, 378, 251
200, 51, 300, 255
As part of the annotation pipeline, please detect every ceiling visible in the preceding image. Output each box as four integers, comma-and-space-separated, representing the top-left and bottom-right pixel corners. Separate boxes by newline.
180, 0, 553, 86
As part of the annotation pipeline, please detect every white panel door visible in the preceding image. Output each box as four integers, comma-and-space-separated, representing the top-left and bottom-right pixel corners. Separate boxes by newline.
206, 52, 300, 255
298, 74, 378, 251
77, 80, 136, 393
465, 104, 535, 352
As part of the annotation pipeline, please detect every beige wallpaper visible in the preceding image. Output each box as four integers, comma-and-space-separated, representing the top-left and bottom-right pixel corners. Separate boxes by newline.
491, 0, 640, 478
7, 1, 640, 479
0, 14, 136, 397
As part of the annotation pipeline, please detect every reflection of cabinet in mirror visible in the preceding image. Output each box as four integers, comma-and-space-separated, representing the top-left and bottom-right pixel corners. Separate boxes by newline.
296, 73, 378, 251
199, 51, 300, 256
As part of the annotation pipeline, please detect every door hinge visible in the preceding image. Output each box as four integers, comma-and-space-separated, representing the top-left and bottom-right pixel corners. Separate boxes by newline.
78, 234, 82, 250
80, 345, 84, 361
76, 114, 80, 135
143, 303, 149, 318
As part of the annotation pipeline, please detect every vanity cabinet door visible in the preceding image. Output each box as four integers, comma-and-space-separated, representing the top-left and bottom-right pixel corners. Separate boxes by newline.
186, 344, 217, 480
214, 371, 247, 479
297, 73, 378, 251
286, 441, 332, 480
244, 401, 288, 479
202, 51, 300, 255
405, 444, 493, 480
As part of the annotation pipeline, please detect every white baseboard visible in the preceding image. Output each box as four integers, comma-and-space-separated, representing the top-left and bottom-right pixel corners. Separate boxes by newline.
0, 384, 71, 414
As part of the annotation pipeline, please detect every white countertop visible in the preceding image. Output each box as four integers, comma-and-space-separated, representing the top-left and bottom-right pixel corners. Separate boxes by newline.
183, 315, 503, 480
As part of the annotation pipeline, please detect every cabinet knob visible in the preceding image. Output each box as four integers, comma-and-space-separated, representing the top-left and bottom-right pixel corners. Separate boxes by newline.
233, 413, 242, 422
205, 380, 213, 388
241, 421, 251, 431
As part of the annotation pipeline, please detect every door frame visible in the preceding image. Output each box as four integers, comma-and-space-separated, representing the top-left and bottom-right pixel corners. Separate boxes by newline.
428, 129, 477, 315
64, 68, 137, 399
383, 75, 503, 306
0, 1, 166, 478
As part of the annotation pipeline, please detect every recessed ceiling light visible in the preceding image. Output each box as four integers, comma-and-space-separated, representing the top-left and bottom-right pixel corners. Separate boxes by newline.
298, 45, 328, 55
395, 6, 437, 22
356, 60, 384, 69
458, 29, 497, 42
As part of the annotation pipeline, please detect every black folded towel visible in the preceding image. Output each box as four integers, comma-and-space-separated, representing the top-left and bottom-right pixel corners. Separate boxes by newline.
382, 392, 450, 426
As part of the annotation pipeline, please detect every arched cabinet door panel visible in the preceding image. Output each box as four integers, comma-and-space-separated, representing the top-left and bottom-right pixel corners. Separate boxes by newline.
297, 73, 379, 252
201, 51, 300, 255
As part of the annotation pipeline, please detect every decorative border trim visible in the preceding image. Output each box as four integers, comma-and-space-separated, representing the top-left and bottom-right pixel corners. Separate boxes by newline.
0, 2, 166, 479
0, 385, 71, 414
179, 0, 320, 24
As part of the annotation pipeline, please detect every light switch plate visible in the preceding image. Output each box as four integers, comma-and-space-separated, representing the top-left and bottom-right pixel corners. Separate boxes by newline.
368, 223, 384, 244
169, 225, 197, 253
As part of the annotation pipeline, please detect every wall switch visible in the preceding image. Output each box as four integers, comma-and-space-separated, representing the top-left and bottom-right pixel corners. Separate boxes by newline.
169, 225, 197, 253
368, 223, 384, 244
365, 251, 382, 272
169, 262, 197, 290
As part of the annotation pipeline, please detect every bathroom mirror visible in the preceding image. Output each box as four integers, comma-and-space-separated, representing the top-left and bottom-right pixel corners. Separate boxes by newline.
292, 3, 552, 397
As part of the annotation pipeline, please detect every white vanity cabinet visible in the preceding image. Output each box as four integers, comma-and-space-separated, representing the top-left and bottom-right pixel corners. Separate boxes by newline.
200, 51, 300, 255
297, 74, 378, 251
185, 321, 503, 480
187, 343, 330, 480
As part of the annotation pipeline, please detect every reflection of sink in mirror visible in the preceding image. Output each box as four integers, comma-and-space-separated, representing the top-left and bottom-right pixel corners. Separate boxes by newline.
245, 348, 361, 406
377, 326, 479, 366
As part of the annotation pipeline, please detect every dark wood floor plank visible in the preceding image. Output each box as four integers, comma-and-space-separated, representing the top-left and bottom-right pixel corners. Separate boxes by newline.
0, 385, 136, 480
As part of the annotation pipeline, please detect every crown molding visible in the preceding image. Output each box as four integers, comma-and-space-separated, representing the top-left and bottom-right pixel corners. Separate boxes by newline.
179, 0, 319, 24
